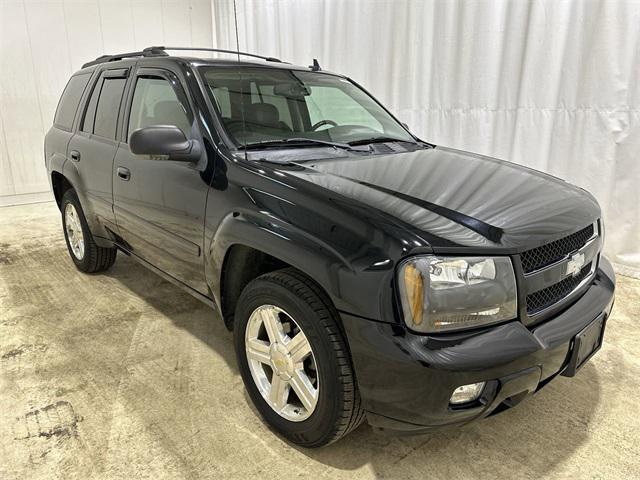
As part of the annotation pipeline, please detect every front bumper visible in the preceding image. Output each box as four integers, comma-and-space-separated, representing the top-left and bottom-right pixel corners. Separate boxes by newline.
341, 257, 616, 433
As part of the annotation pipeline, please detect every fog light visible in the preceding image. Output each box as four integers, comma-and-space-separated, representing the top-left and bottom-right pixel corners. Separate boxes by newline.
449, 382, 486, 405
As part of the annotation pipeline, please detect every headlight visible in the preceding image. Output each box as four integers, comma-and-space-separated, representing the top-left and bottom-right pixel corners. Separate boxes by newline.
398, 255, 517, 333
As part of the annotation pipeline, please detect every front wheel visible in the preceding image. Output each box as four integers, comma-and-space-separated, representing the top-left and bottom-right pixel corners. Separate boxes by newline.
234, 268, 364, 447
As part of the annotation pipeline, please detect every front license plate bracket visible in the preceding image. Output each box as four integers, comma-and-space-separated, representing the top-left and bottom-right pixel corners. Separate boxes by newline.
561, 314, 606, 377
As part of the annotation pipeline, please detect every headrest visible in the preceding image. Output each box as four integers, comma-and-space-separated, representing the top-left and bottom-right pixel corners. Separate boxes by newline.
245, 103, 280, 127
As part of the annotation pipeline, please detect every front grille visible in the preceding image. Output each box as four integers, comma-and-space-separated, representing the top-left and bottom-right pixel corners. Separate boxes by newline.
521, 224, 594, 273
526, 262, 592, 315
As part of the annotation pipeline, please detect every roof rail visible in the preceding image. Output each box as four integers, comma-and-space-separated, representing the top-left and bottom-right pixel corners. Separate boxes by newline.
144, 46, 284, 63
81, 47, 167, 68
81, 46, 284, 69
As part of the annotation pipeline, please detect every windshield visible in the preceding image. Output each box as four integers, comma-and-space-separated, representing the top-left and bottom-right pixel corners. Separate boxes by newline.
200, 67, 415, 147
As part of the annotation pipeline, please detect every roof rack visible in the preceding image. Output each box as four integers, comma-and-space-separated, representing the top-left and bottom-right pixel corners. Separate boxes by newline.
81, 47, 167, 68
146, 46, 284, 63
81, 46, 283, 69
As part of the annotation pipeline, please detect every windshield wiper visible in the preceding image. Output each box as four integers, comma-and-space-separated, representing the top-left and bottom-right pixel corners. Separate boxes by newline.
242, 138, 354, 151
347, 136, 416, 146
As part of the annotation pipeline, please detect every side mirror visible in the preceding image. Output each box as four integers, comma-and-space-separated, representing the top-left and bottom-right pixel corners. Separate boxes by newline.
129, 125, 200, 162
401, 122, 410, 132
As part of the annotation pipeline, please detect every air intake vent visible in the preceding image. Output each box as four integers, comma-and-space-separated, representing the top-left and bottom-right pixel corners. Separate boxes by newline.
373, 143, 395, 154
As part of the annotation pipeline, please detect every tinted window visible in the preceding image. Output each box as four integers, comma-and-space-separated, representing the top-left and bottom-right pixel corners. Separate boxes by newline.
81, 77, 102, 134
201, 67, 413, 146
93, 77, 126, 139
128, 76, 192, 139
54, 73, 91, 130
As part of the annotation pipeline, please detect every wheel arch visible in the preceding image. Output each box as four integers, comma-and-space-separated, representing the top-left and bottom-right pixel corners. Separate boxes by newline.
208, 213, 355, 330
50, 166, 114, 248
51, 171, 74, 209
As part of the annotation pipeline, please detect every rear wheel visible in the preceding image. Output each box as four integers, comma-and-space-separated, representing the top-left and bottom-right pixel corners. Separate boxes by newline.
234, 268, 364, 447
61, 189, 116, 273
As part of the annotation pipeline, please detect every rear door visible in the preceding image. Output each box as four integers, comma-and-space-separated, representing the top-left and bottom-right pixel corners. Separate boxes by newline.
46, 72, 92, 177
67, 68, 129, 233
112, 66, 209, 294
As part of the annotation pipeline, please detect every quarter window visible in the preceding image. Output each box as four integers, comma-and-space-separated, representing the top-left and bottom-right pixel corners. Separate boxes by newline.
54, 73, 91, 130
128, 76, 192, 139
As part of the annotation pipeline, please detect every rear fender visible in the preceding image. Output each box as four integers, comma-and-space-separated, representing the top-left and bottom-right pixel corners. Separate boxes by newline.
56, 161, 114, 246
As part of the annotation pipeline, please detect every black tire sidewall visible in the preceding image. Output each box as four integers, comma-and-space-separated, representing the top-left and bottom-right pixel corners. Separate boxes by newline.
61, 189, 93, 271
234, 276, 345, 446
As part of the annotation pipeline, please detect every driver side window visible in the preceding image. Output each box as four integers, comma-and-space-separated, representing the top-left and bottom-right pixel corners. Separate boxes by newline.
128, 75, 192, 141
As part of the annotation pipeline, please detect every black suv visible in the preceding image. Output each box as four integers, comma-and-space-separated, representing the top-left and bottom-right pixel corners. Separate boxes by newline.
46, 46, 615, 447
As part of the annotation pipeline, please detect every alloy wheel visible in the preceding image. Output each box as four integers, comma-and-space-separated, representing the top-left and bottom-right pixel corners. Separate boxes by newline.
64, 203, 85, 260
245, 305, 319, 421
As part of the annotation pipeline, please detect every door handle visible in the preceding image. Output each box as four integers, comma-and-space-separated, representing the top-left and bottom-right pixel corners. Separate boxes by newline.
116, 166, 131, 181
70, 150, 81, 162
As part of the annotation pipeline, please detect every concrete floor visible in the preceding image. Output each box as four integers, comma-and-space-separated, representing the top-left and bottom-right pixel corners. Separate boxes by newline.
1, 201, 639, 480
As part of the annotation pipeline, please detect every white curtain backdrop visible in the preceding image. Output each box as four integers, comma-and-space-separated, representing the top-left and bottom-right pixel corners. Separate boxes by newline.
0, 0, 213, 207
212, 0, 640, 278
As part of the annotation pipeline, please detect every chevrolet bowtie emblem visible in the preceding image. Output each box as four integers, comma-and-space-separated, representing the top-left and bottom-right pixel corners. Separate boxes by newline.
566, 252, 586, 277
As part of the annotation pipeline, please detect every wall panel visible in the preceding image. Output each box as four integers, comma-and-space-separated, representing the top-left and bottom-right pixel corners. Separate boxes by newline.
0, 0, 213, 206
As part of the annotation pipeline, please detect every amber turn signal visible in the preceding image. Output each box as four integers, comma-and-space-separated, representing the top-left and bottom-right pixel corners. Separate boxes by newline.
402, 262, 424, 326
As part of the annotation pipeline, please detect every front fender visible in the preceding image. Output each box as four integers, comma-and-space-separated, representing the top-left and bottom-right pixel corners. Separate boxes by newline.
206, 210, 397, 321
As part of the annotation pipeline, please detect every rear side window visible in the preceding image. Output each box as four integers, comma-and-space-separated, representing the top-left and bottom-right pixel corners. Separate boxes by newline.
54, 73, 91, 130
81, 77, 101, 134
94, 78, 126, 139
81, 73, 126, 140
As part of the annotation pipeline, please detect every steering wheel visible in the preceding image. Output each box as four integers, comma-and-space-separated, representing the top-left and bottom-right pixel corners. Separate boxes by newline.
311, 119, 338, 131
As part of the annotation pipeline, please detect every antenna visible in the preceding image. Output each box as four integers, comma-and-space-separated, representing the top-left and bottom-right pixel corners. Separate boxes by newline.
232, 0, 242, 64
233, 0, 248, 160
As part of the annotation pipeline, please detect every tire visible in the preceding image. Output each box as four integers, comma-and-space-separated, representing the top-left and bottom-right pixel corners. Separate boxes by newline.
61, 189, 116, 273
234, 268, 365, 447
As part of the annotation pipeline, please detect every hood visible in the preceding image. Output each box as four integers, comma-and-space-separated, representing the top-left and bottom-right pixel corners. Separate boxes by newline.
283, 146, 600, 252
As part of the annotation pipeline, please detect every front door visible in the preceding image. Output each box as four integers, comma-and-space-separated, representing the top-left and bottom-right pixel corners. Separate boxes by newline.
112, 67, 210, 295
